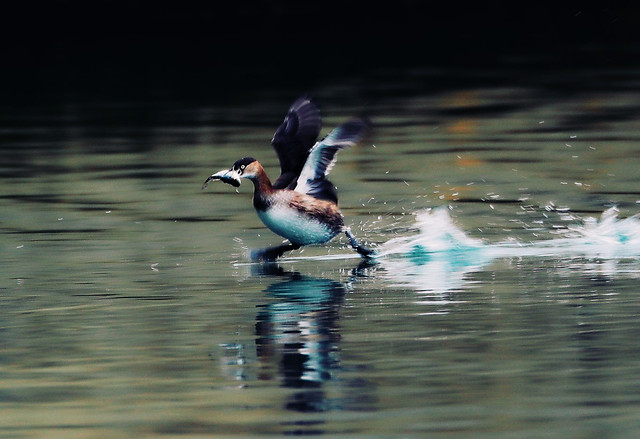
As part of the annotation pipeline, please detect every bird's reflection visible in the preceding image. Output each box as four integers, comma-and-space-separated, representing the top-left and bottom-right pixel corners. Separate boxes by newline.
253, 263, 347, 414
217, 260, 378, 436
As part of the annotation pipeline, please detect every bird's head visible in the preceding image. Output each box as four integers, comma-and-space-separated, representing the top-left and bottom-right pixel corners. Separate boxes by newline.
202, 157, 259, 189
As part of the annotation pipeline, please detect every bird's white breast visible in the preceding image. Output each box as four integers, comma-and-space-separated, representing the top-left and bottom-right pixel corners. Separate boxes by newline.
256, 205, 337, 245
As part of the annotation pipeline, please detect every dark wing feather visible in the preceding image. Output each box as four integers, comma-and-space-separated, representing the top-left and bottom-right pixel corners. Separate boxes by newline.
271, 97, 322, 189
294, 118, 371, 202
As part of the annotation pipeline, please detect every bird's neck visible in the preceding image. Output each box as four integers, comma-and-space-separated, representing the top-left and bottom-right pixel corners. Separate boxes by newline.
249, 164, 274, 210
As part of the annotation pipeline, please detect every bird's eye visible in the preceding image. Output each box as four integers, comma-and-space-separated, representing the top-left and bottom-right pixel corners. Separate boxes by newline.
241, 165, 245, 170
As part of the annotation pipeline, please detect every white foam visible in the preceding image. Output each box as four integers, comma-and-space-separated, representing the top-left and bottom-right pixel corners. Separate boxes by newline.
376, 208, 485, 257
378, 206, 640, 259
373, 206, 640, 296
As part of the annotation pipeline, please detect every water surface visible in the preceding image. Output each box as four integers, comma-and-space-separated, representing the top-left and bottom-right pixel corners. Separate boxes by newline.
2, 65, 640, 438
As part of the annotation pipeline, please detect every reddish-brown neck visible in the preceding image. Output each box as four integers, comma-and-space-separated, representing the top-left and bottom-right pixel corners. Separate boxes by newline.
248, 162, 275, 211
248, 162, 273, 193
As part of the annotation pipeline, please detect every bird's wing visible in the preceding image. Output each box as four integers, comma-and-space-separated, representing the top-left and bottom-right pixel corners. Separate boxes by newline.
293, 118, 371, 202
271, 96, 322, 189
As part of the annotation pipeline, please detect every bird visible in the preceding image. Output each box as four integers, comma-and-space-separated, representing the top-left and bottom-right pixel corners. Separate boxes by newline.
202, 96, 375, 261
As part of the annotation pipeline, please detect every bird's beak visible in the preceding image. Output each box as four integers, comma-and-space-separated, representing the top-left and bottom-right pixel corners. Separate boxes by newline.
202, 168, 242, 189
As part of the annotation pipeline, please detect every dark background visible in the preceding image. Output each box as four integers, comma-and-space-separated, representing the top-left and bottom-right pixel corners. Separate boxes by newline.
3, 1, 640, 101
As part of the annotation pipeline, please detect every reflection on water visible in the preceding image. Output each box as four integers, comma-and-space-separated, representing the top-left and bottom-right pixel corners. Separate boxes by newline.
256, 264, 346, 420
218, 264, 377, 436
255, 264, 347, 416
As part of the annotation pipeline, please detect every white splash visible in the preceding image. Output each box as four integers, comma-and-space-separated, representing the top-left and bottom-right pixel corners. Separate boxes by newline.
379, 206, 640, 260
375, 208, 489, 297
376, 208, 485, 257
376, 206, 640, 295
517, 207, 640, 258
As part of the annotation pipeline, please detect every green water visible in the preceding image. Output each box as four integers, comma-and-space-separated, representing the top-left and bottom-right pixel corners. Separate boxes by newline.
2, 66, 640, 438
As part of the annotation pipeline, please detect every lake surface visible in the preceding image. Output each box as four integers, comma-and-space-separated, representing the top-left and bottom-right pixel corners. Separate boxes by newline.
2, 63, 640, 438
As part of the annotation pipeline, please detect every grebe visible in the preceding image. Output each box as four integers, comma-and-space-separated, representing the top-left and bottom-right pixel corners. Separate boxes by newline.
202, 96, 375, 261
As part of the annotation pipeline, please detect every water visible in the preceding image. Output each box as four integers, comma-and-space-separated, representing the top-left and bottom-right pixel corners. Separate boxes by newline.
3, 63, 640, 438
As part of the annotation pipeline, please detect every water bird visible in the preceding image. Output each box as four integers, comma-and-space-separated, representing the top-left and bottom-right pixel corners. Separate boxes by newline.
202, 96, 375, 261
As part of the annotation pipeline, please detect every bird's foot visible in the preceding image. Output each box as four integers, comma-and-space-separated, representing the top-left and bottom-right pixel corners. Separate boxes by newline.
345, 229, 376, 259
250, 243, 301, 262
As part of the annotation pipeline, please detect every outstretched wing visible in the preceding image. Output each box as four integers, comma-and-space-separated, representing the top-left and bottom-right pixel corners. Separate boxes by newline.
293, 118, 371, 202
271, 96, 322, 189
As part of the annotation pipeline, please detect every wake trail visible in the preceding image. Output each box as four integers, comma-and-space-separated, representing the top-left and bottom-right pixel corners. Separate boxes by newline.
377, 206, 640, 260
